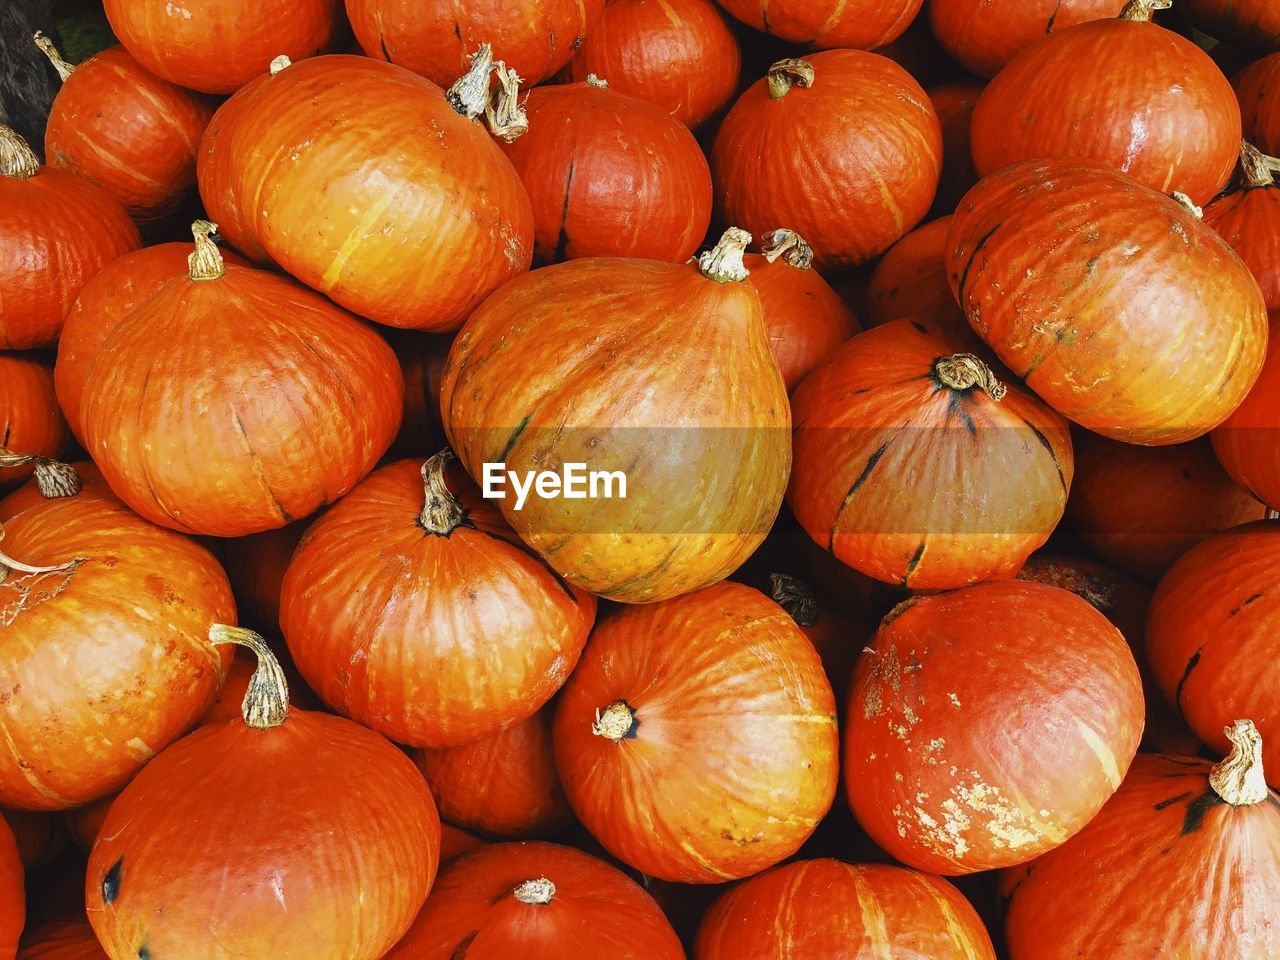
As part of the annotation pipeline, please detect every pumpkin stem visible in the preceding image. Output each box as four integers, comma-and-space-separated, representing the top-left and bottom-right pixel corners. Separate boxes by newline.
513, 878, 556, 904
698, 227, 752, 283
0, 520, 83, 584
447, 44, 497, 120
188, 220, 226, 282
585, 74, 609, 89
485, 62, 529, 143
0, 451, 81, 499
933, 354, 1007, 401
33, 32, 75, 82
1118, 0, 1172, 21
770, 573, 819, 627
0, 125, 39, 181
593, 700, 637, 742
1239, 141, 1277, 188
1268, 508, 1280, 520
767, 58, 814, 99
208, 624, 290, 729
1170, 192, 1203, 219
420, 450, 467, 535
1209, 719, 1269, 806
269, 54, 293, 76
760, 229, 814, 271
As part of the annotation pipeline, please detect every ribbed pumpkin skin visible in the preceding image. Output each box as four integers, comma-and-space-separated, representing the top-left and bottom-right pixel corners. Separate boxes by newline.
865, 216, 967, 334
86, 709, 439, 960
1205, 182, 1280, 311
789, 318, 1072, 591
196, 55, 534, 331
103, 0, 342, 95
194, 72, 272, 264
929, 81, 983, 217
714, 0, 922, 48
970, 18, 1240, 204
280, 460, 595, 748
80, 263, 403, 537
1187, 0, 1280, 52
695, 859, 995, 960
1215, 318, 1280, 508
17, 923, 104, 959
500, 83, 712, 264
1004, 753, 1280, 959
346, 0, 606, 90
565, 0, 740, 128
0, 466, 235, 811
0, 819, 19, 960
1236, 54, 1280, 156
846, 580, 1144, 874
442, 257, 790, 604
713, 51, 941, 271
44, 47, 213, 221
384, 842, 684, 960
221, 521, 306, 630
947, 160, 1268, 444
553, 583, 839, 883
0, 356, 65, 493
930, 0, 1126, 77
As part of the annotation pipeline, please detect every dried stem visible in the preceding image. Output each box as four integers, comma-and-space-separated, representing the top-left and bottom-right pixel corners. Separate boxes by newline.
208, 624, 290, 729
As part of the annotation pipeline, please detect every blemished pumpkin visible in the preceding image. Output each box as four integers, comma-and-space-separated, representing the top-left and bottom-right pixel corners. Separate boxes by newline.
789, 318, 1072, 590
1204, 144, 1280, 311
553, 582, 839, 883
16, 922, 106, 959
499, 78, 712, 264
85, 626, 440, 960
220, 521, 306, 630
1003, 721, 1280, 959
714, 0, 922, 49
864, 217, 969, 337
0, 125, 140, 351
280, 453, 595, 748
0, 817, 20, 960
79, 222, 403, 538
712, 52, 942, 271
845, 580, 1144, 874
694, 859, 996, 960
947, 159, 1268, 444
1236, 53, 1280, 156
1186, 0, 1280, 53
442, 228, 790, 604
0, 356, 66, 494
1214, 316, 1280, 509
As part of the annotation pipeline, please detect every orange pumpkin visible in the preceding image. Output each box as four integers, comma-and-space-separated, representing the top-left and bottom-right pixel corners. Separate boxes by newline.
0, 809, 65, 870
1204, 143, 1280, 311
1214, 315, 1280, 510
221, 521, 306, 630
0, 817, 19, 960
864, 216, 969, 335
769, 573, 867, 707
929, 80, 984, 216
0, 356, 66, 494
64, 795, 113, 856
1236, 53, 1280, 156
387, 331, 451, 458
714, 0, 922, 49
440, 824, 486, 864
16, 923, 105, 959
1186, 0, 1280, 53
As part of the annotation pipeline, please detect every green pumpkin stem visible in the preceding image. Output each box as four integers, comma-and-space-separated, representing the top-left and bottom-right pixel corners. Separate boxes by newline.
420, 450, 466, 535
208, 624, 290, 729
33, 32, 75, 82
0, 125, 39, 180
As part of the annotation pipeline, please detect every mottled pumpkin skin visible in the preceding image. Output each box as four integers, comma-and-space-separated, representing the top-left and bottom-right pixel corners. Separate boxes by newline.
865, 217, 968, 336
0, 818, 20, 960
1187, 0, 1280, 53
86, 709, 439, 960
947, 160, 1268, 445
1205, 180, 1280, 311
714, 0, 922, 49
1214, 317, 1280, 509
1004, 753, 1280, 959
846, 580, 1144, 874
16, 922, 105, 959
442, 257, 790, 604
1236, 54, 1280, 156
695, 859, 996, 960
712, 50, 942, 271
553, 583, 839, 883
0, 355, 66, 493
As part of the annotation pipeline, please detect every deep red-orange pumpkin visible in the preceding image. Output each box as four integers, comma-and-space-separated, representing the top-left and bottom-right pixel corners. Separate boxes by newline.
1003, 722, 1280, 958
0, 356, 66, 494
929, 80, 983, 216
970, 1, 1241, 204
1236, 53, 1280, 156
197, 52, 534, 332
712, 52, 941, 271
714, 0, 922, 49
499, 79, 712, 264
0, 817, 20, 960
1214, 315, 1280, 509
0, 126, 140, 351
221, 521, 306, 630
846, 580, 1144, 874
280, 454, 595, 748
440, 824, 486, 864
79, 223, 403, 538
1204, 144, 1280, 311
64, 796, 113, 856
0, 808, 65, 869
947, 159, 1268, 444
16, 923, 105, 960
386, 331, 451, 457
0, 464, 235, 811
789, 318, 1072, 590
695, 859, 996, 959
1186, 0, 1280, 52
768, 573, 868, 706
865, 216, 968, 335
553, 582, 838, 883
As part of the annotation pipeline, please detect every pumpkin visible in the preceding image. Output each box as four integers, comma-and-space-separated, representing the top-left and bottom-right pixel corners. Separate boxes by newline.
440, 824, 486, 864
1186, 0, 1280, 52
947, 159, 1268, 444
102, 0, 343, 94
0, 357, 66, 494
79, 222, 403, 538
929, 80, 984, 216
36, 35, 214, 223
1004, 721, 1280, 958
221, 521, 306, 630
769, 573, 867, 707
969, 0, 1240, 205
0, 809, 65, 869
845, 580, 1144, 874
498, 78, 712, 264
1067, 431, 1265, 580
553, 582, 838, 883
414, 705, 573, 839
714, 0, 922, 49
1236, 53, 1280, 156
865, 216, 968, 335
929, 0, 1128, 77
86, 626, 440, 960
0, 125, 140, 351
197, 51, 534, 332
789, 318, 1072, 590
694, 859, 996, 960
1204, 143, 1280, 311
17, 923, 106, 960
442, 228, 790, 604
0, 463, 234, 811
64, 795, 113, 855
712, 52, 942, 271
384, 841, 684, 960
280, 453, 595, 748
0, 818, 19, 960
387, 331, 452, 458
1214, 316, 1280, 509
198, 645, 317, 727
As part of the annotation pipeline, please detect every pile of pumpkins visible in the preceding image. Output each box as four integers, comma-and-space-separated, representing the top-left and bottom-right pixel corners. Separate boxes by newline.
3, 0, 1280, 957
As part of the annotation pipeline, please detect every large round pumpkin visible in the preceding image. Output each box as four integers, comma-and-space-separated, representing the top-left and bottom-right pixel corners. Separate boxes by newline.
1214, 315, 1280, 509
714, 0, 922, 49
789, 318, 1072, 590
79, 223, 403, 537
16, 923, 104, 959
0, 357, 66, 494
0, 818, 20, 960
695, 859, 996, 959
86, 626, 439, 960
1186, 0, 1280, 52
946, 159, 1268, 444
865, 216, 968, 335
553, 582, 839, 883
845, 580, 1144, 874
1004, 721, 1280, 958
712, 52, 941, 271
280, 453, 595, 748
197, 52, 534, 331
499, 78, 712, 264
1236, 53, 1280, 156
1204, 143, 1280, 310
0, 125, 140, 351
442, 229, 790, 604
929, 79, 984, 216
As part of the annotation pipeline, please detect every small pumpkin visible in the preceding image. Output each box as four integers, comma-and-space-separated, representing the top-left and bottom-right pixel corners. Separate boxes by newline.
0, 817, 19, 960
86, 626, 440, 960
440, 824, 486, 864
1214, 316, 1280, 509
1204, 143, 1280, 310
864, 216, 968, 335
220, 521, 306, 631
714, 0, 922, 49
0, 809, 65, 870
0, 356, 66, 494
1235, 53, 1280, 156
1186, 0, 1280, 53
16, 923, 105, 959
929, 80, 984, 216
387, 331, 452, 458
